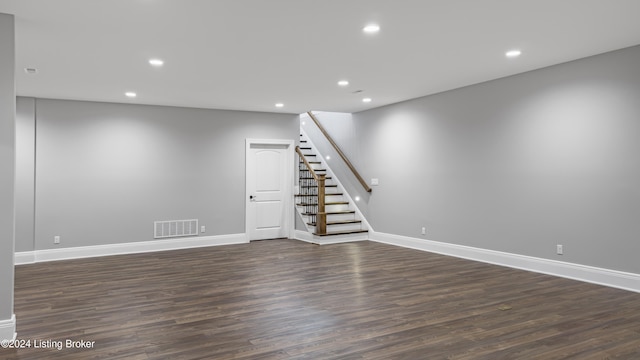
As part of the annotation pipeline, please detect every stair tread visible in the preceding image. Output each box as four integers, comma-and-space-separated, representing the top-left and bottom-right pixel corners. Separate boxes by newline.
314, 229, 369, 236
302, 210, 355, 216
295, 193, 344, 197
297, 201, 349, 206
308, 220, 362, 226
300, 184, 337, 188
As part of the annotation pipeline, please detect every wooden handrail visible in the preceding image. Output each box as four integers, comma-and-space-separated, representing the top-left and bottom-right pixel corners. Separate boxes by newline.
296, 146, 327, 235
307, 111, 372, 193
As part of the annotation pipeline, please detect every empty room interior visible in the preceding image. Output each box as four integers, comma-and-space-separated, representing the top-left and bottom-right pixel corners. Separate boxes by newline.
1, 1, 640, 359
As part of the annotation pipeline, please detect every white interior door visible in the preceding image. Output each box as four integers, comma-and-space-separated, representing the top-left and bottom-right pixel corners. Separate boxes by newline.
246, 140, 293, 240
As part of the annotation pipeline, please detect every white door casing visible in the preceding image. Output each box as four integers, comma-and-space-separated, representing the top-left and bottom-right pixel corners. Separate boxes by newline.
246, 139, 294, 241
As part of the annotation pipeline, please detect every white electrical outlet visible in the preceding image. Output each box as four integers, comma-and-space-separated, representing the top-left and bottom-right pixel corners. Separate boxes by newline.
201, 225, 206, 233
421, 227, 426, 235
54, 236, 60, 244
556, 244, 563, 255
371, 178, 379, 186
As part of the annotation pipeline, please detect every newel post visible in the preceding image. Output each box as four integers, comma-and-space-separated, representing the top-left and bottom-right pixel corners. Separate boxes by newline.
317, 174, 327, 235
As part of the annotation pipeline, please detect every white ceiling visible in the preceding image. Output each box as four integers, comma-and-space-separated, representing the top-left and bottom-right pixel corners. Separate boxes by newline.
2, 0, 640, 114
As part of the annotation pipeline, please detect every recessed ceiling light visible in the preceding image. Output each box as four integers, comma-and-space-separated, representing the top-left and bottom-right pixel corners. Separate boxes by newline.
275, 103, 284, 108
506, 50, 522, 58
125, 92, 137, 98
363, 24, 380, 33
338, 80, 349, 86
362, 97, 372, 103
24, 67, 38, 74
149, 58, 164, 67
326, 155, 331, 160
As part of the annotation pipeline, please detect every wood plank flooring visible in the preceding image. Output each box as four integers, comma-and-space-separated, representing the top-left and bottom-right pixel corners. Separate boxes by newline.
3, 239, 640, 359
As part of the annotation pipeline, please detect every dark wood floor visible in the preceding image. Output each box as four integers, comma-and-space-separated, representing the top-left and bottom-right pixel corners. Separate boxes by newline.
3, 239, 640, 359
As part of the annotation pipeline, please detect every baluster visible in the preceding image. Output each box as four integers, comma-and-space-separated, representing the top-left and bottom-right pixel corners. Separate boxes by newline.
295, 145, 325, 234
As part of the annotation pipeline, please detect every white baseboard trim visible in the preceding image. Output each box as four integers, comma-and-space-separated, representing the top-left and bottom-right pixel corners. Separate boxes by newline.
0, 314, 16, 341
293, 230, 315, 244
15, 251, 35, 265
370, 232, 640, 293
293, 230, 368, 245
15, 234, 248, 265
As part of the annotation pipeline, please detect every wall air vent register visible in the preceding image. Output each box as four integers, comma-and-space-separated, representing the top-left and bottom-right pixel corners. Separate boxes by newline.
154, 219, 199, 239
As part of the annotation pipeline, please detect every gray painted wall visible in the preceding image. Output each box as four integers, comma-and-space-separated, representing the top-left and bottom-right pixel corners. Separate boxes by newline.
0, 12, 15, 326
351, 45, 640, 274
15, 98, 35, 252
15, 98, 297, 251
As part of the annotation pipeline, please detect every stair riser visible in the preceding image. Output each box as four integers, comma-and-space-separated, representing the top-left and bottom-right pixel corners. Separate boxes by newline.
310, 224, 363, 233
326, 213, 356, 222
320, 223, 363, 232
298, 191, 340, 197
300, 213, 356, 221
295, 193, 343, 201
299, 213, 357, 223
298, 181, 336, 188
325, 204, 350, 212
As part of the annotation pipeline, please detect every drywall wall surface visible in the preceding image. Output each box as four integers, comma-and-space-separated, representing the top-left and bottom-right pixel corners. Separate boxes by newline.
33, 99, 297, 250
0, 12, 15, 328
15, 97, 35, 252
354, 45, 640, 273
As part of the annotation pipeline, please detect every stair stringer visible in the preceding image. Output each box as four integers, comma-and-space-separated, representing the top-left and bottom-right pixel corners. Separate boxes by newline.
294, 127, 373, 245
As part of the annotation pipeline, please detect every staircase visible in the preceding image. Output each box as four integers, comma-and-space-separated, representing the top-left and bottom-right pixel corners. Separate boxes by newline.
295, 132, 369, 244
